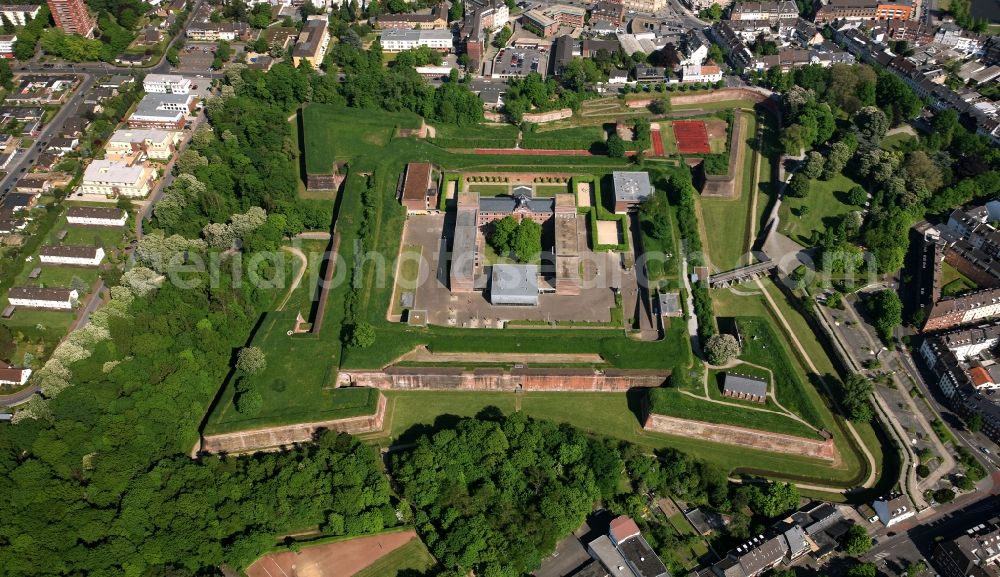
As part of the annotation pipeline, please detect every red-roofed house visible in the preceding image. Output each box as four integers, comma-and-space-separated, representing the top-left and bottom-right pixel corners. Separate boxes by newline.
400, 162, 436, 214
0, 360, 31, 386
609, 515, 642, 546
970, 366, 994, 388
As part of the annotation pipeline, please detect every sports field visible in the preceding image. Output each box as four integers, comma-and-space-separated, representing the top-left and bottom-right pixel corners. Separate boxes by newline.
672, 120, 711, 154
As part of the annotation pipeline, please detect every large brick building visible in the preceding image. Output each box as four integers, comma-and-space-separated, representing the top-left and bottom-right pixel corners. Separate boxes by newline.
46, 0, 95, 36
814, 0, 914, 22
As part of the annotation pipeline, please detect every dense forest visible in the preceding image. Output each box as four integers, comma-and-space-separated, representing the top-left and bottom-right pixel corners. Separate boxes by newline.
763, 63, 998, 274
391, 412, 806, 577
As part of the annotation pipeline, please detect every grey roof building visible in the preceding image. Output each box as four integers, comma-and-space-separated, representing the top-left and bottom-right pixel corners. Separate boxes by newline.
722, 373, 768, 402
490, 264, 539, 306
612, 171, 653, 213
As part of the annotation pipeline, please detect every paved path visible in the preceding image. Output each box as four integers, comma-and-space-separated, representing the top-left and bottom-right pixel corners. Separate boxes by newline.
679, 257, 700, 358
841, 298, 956, 492
753, 277, 879, 489
276, 247, 307, 312
0, 385, 41, 407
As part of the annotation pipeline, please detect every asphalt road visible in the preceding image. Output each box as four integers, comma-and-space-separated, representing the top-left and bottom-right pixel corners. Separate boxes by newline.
0, 72, 96, 196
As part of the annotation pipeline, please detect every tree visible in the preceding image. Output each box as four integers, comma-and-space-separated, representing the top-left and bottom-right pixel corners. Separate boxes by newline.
492, 24, 512, 49
236, 346, 267, 375
843, 374, 874, 422
967, 413, 983, 433
488, 215, 518, 256
606, 134, 626, 158
349, 322, 376, 348
748, 482, 799, 518
848, 563, 878, 577
854, 106, 889, 146
867, 290, 902, 344
787, 173, 809, 198
848, 186, 868, 206
955, 475, 976, 491
934, 488, 956, 503
803, 151, 824, 179
649, 98, 670, 114
512, 219, 542, 262
705, 333, 741, 365
236, 384, 263, 415
842, 524, 872, 555
449, 0, 463, 21
699, 2, 723, 20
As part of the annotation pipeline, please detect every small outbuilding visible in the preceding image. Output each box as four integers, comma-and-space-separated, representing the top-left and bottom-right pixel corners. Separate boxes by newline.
722, 372, 768, 403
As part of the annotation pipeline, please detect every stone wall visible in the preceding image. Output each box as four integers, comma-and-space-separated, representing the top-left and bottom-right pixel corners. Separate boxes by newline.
200, 392, 387, 454
339, 367, 669, 391
523, 109, 573, 123
643, 412, 837, 461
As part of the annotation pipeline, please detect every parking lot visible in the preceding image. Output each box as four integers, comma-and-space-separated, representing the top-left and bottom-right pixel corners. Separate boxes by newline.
177, 43, 217, 72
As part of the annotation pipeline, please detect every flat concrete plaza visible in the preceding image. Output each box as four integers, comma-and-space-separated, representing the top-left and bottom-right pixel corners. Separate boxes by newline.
401, 214, 624, 327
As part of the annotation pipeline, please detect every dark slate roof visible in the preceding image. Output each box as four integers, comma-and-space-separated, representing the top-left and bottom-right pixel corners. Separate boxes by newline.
723, 373, 768, 398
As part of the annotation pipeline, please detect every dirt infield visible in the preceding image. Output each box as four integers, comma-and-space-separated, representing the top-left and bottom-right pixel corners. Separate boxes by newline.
596, 220, 620, 245
247, 530, 419, 577
644, 412, 837, 461
673, 120, 711, 154
651, 125, 665, 156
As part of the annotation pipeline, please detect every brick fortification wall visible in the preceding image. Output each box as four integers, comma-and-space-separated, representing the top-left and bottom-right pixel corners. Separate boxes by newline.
200, 392, 387, 454
643, 412, 837, 461
339, 367, 669, 391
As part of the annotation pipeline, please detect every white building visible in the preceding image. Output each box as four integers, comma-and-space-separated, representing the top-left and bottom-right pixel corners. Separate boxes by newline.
80, 159, 157, 198
7, 287, 78, 310
143, 74, 191, 94
0, 34, 15, 54
682, 63, 723, 83
0, 360, 31, 386
0, 4, 41, 26
380, 29, 454, 52
39, 245, 105, 266
872, 495, 915, 528
934, 21, 983, 55
66, 206, 127, 227
106, 128, 179, 160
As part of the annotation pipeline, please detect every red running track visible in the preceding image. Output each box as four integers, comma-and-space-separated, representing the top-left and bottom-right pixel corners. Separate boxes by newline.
651, 129, 665, 156
474, 148, 637, 156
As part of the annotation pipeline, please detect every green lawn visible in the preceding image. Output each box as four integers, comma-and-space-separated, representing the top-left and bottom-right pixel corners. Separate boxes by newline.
367, 390, 867, 486
521, 125, 606, 150
778, 172, 864, 246
468, 183, 510, 196
648, 387, 818, 438
940, 262, 979, 297
881, 132, 917, 151
278, 239, 330, 315
352, 537, 437, 577
699, 113, 758, 271
534, 183, 568, 196
204, 311, 380, 434
302, 104, 423, 174
429, 123, 519, 149
391, 244, 422, 316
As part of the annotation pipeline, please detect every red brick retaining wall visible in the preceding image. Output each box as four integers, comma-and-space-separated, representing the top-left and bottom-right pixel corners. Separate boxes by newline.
339, 368, 669, 391
200, 392, 387, 454
643, 412, 837, 461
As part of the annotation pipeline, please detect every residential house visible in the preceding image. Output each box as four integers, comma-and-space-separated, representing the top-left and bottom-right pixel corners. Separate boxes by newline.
39, 245, 105, 266
66, 206, 127, 227
0, 360, 31, 386
106, 128, 179, 160
143, 74, 191, 94
292, 16, 330, 69
872, 494, 915, 527
7, 287, 78, 310
80, 159, 156, 198
381, 28, 453, 52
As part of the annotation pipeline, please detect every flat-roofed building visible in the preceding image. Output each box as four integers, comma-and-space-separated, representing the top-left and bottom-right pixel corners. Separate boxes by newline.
292, 16, 330, 69
46, 0, 95, 36
39, 245, 105, 266
933, 519, 1000, 577
8, 286, 78, 309
815, 0, 914, 22
522, 9, 559, 37
490, 263, 539, 306
106, 128, 179, 160
381, 28, 454, 52
728, 1, 798, 21
66, 206, 127, 227
0, 4, 41, 26
80, 159, 156, 198
613, 171, 653, 213
127, 93, 195, 130
143, 74, 191, 94
0, 34, 16, 55
624, 0, 668, 14
451, 193, 478, 293
376, 3, 448, 29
